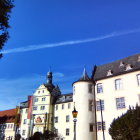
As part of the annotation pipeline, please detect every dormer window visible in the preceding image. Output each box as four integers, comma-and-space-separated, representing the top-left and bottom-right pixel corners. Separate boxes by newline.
120, 61, 124, 67
138, 56, 140, 62
125, 64, 133, 71
107, 70, 113, 76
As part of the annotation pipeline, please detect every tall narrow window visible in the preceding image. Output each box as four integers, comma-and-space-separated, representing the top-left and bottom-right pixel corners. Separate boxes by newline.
88, 84, 92, 93
56, 105, 58, 110
66, 115, 70, 122
34, 98, 38, 102
116, 97, 125, 109
115, 79, 123, 90
97, 83, 103, 93
68, 103, 71, 109
89, 100, 94, 111
138, 94, 140, 104
22, 130, 26, 135
23, 119, 27, 124
96, 100, 104, 111
33, 106, 37, 110
137, 74, 140, 86
73, 86, 75, 94
55, 117, 58, 123
97, 122, 105, 131
40, 106, 45, 110
89, 123, 94, 132
66, 129, 69, 136
62, 104, 64, 110
42, 97, 46, 101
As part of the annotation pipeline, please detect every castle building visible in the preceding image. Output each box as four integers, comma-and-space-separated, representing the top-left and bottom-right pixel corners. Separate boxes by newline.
12, 53, 140, 140
92, 53, 140, 140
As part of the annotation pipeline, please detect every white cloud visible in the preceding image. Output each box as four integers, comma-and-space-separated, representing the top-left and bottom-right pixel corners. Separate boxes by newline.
1, 28, 140, 54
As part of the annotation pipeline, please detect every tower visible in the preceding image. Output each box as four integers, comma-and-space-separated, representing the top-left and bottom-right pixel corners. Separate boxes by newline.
72, 68, 96, 140
47, 71, 52, 84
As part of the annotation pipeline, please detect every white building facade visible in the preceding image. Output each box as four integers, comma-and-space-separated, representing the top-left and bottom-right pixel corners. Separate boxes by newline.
19, 53, 140, 140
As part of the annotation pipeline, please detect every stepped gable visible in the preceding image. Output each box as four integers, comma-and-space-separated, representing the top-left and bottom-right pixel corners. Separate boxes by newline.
92, 53, 140, 81
0, 108, 16, 123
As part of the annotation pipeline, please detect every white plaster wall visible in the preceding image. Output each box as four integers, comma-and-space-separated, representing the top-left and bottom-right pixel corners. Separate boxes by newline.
3, 123, 15, 140
20, 108, 30, 139
32, 84, 53, 134
73, 81, 96, 140
54, 102, 74, 140
96, 70, 140, 140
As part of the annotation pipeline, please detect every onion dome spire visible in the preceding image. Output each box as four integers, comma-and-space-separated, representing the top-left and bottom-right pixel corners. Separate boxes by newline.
47, 69, 52, 84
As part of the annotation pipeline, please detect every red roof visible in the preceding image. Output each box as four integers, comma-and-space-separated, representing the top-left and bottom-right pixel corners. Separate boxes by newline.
0, 108, 17, 123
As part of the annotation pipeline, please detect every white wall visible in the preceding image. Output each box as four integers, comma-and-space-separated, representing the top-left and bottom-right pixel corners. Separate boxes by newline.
95, 70, 140, 140
73, 81, 96, 140
54, 102, 74, 140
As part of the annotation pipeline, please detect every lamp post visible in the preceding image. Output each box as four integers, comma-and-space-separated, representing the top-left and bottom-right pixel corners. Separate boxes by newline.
44, 112, 47, 133
72, 105, 78, 140
31, 114, 35, 136
99, 99, 105, 140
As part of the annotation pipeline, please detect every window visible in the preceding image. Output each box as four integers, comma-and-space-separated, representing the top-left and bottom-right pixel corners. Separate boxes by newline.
26, 109, 28, 113
88, 84, 92, 93
107, 70, 113, 76
62, 104, 64, 110
125, 64, 133, 71
137, 74, 140, 86
66, 115, 70, 122
22, 130, 26, 135
42, 90, 44, 93
23, 119, 27, 124
115, 79, 123, 90
139, 95, 140, 104
89, 100, 94, 111
97, 122, 105, 131
116, 97, 125, 109
97, 83, 103, 93
56, 105, 58, 110
10, 124, 13, 129
34, 98, 38, 102
55, 117, 58, 123
42, 97, 45, 101
96, 100, 104, 111
55, 129, 58, 134
7, 124, 10, 129
73, 86, 75, 94
40, 106, 45, 110
38, 90, 40, 94
68, 103, 71, 109
66, 129, 69, 136
89, 124, 94, 132
33, 106, 37, 110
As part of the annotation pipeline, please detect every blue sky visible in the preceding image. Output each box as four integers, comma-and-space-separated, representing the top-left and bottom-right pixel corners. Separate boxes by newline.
0, 0, 140, 110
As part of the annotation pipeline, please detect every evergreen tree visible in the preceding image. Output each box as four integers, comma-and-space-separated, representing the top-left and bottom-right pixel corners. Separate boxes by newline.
0, 0, 14, 58
109, 105, 140, 140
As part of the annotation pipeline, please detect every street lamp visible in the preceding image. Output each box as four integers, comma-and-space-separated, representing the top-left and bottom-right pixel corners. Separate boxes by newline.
97, 99, 105, 140
44, 112, 47, 133
72, 105, 78, 140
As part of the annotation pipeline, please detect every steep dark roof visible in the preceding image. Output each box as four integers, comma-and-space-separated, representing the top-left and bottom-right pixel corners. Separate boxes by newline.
93, 53, 140, 81
79, 68, 90, 81
55, 93, 73, 104
72, 68, 92, 85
